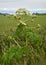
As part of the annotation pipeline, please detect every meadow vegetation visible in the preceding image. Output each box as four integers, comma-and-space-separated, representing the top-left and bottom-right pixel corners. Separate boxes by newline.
0, 9, 46, 65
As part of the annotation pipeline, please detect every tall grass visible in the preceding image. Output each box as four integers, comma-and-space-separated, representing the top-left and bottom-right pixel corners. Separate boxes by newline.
0, 19, 46, 65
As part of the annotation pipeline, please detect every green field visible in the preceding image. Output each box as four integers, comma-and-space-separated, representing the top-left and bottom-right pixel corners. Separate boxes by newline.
0, 14, 46, 65
0, 14, 46, 34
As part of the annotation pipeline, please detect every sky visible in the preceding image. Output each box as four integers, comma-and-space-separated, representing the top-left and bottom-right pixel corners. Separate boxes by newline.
0, 0, 46, 14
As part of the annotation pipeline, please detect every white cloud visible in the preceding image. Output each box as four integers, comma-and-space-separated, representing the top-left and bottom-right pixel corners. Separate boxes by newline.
0, 8, 16, 11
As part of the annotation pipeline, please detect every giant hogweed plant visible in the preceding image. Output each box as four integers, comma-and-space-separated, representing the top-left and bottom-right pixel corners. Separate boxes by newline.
0, 18, 45, 65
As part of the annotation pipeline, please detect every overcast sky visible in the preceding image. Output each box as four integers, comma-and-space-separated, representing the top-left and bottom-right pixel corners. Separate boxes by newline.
0, 0, 46, 10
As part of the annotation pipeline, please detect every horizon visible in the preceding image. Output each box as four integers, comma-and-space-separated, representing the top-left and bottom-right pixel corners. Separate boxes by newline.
0, 8, 46, 14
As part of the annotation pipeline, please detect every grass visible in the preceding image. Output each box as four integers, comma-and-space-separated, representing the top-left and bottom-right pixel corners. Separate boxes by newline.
0, 14, 46, 34
0, 15, 18, 34
0, 14, 46, 65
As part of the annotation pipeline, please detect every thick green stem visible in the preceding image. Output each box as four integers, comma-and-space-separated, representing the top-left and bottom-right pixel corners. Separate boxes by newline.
26, 37, 28, 47
23, 55, 27, 65
13, 38, 21, 48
